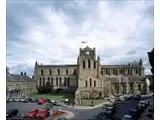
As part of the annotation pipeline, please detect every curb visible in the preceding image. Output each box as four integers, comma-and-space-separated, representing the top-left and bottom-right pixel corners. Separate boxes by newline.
71, 101, 111, 110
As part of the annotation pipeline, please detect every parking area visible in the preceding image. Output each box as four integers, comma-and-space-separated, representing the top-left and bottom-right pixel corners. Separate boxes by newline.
6, 96, 153, 120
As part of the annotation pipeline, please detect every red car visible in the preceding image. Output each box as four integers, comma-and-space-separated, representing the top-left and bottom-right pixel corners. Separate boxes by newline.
38, 98, 46, 105
24, 109, 39, 118
36, 109, 50, 119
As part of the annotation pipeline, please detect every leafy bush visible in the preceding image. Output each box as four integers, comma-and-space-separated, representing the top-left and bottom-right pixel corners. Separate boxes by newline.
37, 82, 53, 94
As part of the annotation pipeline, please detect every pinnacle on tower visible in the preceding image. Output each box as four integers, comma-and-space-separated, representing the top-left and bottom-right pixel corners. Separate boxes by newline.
139, 58, 143, 66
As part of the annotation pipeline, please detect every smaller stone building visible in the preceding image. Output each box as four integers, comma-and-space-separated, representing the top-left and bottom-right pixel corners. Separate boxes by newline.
6, 67, 37, 98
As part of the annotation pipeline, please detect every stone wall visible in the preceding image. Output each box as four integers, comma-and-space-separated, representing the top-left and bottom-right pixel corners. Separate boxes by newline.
6, 81, 37, 96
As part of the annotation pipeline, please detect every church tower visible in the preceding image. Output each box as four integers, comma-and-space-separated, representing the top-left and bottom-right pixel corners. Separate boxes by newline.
77, 46, 102, 88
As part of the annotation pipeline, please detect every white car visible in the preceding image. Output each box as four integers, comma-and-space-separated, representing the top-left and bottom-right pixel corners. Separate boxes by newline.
122, 115, 132, 120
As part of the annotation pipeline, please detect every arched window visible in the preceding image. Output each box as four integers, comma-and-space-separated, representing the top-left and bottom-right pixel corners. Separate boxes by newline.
74, 69, 76, 75
51, 77, 53, 86
64, 77, 66, 86
48, 77, 50, 83
88, 59, 90, 68
120, 68, 123, 74
85, 81, 88, 87
90, 78, 92, 87
49, 69, 52, 75
136, 68, 139, 74
58, 69, 60, 75
94, 80, 96, 87
41, 69, 44, 75
130, 83, 133, 90
59, 77, 62, 86
67, 77, 70, 86
39, 77, 42, 86
56, 77, 58, 86
66, 69, 68, 75
101, 70, 103, 75
83, 61, 85, 69
139, 68, 141, 76
94, 61, 96, 69
43, 77, 45, 86
138, 84, 141, 90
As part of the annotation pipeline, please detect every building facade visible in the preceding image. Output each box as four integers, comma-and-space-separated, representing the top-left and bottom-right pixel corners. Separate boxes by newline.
6, 68, 37, 98
34, 46, 149, 105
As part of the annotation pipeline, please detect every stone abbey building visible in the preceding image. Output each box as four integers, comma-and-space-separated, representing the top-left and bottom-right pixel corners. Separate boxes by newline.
34, 46, 149, 105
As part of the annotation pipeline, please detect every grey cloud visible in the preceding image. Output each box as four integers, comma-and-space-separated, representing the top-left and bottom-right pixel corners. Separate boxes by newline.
127, 50, 136, 55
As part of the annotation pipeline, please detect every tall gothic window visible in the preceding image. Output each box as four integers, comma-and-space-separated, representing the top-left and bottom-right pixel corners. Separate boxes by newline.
58, 69, 60, 75
120, 68, 123, 74
85, 80, 88, 87
83, 61, 85, 69
94, 80, 96, 87
49, 69, 52, 75
39, 77, 42, 86
64, 77, 66, 86
66, 69, 68, 75
56, 77, 58, 86
88, 59, 91, 68
94, 61, 96, 69
138, 84, 141, 90
47, 77, 50, 83
67, 77, 70, 86
59, 77, 62, 86
136, 68, 139, 74
130, 83, 133, 90
139, 68, 141, 76
41, 69, 44, 75
90, 78, 92, 87
101, 70, 103, 75
74, 69, 76, 75
43, 77, 45, 86
51, 77, 53, 86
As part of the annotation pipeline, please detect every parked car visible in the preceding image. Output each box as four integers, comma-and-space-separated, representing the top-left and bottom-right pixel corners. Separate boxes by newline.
19, 98, 25, 102
8, 98, 13, 102
57, 117, 68, 120
38, 98, 46, 105
138, 100, 148, 109
133, 95, 141, 100
24, 109, 39, 118
45, 103, 53, 111
103, 105, 117, 117
36, 109, 50, 119
122, 115, 132, 120
28, 98, 32, 102
23, 98, 29, 103
30, 98, 37, 102
6, 109, 19, 118
129, 109, 141, 119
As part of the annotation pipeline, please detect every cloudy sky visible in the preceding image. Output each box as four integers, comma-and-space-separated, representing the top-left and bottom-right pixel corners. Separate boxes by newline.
7, 0, 154, 77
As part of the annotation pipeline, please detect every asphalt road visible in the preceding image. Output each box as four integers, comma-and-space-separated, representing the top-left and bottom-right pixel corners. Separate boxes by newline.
6, 96, 152, 120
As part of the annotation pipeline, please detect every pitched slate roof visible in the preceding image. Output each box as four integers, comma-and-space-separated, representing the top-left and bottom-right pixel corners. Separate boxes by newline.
6, 74, 34, 82
101, 65, 141, 68
37, 64, 77, 68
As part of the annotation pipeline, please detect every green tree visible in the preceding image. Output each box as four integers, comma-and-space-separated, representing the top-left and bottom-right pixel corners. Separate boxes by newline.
148, 48, 154, 91
37, 82, 53, 94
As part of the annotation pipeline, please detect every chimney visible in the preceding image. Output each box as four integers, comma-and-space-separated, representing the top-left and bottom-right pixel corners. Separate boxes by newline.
21, 72, 23, 76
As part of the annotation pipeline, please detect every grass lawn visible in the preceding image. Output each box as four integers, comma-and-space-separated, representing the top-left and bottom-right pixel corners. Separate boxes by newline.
81, 99, 106, 106
28, 92, 75, 102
